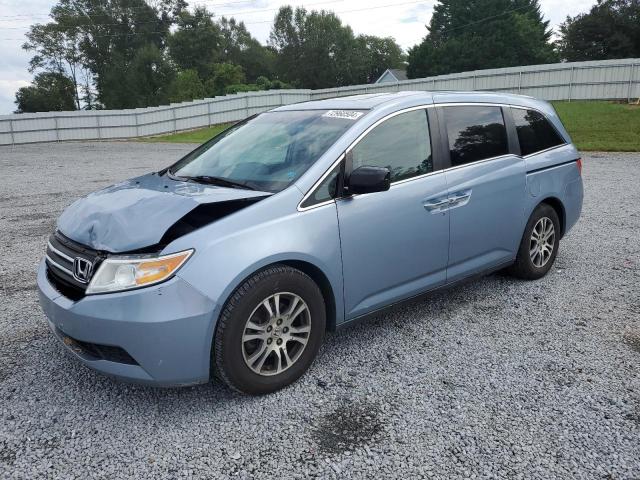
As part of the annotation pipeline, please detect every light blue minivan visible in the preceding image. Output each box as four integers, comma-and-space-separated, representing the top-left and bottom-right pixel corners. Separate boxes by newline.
38, 91, 583, 394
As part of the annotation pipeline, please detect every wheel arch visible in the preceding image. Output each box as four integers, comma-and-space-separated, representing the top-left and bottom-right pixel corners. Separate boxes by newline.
538, 196, 566, 238
278, 260, 338, 332
216, 257, 340, 335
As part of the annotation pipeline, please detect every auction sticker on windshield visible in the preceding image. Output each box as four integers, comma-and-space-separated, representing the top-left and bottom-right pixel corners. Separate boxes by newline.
322, 110, 364, 120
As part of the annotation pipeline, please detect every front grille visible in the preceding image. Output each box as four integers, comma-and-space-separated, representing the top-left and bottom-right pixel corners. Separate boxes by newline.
46, 268, 85, 301
60, 331, 138, 365
45, 232, 103, 301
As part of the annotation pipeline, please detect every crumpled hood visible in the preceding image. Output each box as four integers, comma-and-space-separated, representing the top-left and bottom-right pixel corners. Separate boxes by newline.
57, 172, 270, 252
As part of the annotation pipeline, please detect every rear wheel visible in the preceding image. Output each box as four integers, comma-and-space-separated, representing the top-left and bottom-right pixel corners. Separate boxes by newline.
213, 265, 325, 395
509, 203, 560, 280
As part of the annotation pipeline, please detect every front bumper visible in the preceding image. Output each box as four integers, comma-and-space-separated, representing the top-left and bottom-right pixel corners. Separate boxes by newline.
37, 260, 218, 386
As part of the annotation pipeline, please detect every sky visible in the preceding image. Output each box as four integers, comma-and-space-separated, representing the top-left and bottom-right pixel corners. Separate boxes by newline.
0, 0, 595, 114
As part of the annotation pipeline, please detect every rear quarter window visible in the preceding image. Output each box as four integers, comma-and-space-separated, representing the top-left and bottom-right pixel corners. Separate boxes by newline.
511, 108, 565, 156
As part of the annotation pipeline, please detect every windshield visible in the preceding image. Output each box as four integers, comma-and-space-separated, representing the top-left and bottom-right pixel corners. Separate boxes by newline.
169, 110, 365, 192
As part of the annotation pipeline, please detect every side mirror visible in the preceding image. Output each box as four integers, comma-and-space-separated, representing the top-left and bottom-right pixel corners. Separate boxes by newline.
347, 166, 391, 195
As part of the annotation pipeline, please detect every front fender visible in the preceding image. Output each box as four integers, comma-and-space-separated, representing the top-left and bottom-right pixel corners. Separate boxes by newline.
172, 189, 344, 331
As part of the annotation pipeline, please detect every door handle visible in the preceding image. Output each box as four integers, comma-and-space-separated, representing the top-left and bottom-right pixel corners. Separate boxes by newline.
448, 194, 468, 203
448, 189, 472, 208
423, 198, 450, 213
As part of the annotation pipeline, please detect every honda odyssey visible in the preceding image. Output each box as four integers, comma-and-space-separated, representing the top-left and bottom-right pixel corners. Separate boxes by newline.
37, 91, 583, 394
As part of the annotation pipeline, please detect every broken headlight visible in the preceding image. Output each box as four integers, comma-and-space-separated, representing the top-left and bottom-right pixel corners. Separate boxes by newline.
86, 249, 193, 294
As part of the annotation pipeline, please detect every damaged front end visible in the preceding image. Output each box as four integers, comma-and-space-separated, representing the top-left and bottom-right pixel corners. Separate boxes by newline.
57, 171, 271, 252
46, 172, 270, 300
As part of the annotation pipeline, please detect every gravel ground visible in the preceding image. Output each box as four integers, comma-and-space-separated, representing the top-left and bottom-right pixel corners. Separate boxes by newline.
0, 142, 639, 479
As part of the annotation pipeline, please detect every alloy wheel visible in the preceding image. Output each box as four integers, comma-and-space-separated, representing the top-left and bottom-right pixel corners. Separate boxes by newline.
529, 216, 555, 268
241, 292, 311, 376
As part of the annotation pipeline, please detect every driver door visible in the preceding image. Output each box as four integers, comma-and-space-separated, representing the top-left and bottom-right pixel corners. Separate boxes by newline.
336, 108, 450, 319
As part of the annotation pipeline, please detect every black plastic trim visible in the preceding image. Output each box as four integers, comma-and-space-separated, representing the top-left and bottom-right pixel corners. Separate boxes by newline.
502, 106, 522, 157
526, 158, 579, 175
434, 106, 451, 169
427, 107, 447, 172
59, 329, 138, 365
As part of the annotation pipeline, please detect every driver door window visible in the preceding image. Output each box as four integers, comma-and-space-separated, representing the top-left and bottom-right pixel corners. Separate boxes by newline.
349, 109, 432, 182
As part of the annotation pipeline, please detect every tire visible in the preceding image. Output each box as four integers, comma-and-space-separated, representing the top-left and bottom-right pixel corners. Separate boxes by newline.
508, 203, 560, 280
213, 265, 326, 395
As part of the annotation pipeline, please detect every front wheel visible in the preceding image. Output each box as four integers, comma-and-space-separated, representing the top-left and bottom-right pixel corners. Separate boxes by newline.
509, 203, 560, 280
213, 265, 326, 395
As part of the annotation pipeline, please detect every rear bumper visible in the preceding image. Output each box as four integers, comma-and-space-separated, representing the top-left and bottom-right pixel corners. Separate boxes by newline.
37, 260, 219, 386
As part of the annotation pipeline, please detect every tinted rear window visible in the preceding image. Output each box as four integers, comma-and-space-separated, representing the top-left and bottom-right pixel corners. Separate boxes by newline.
443, 106, 508, 166
512, 108, 565, 156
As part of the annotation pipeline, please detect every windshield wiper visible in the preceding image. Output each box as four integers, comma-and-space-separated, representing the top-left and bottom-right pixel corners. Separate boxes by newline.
184, 175, 256, 190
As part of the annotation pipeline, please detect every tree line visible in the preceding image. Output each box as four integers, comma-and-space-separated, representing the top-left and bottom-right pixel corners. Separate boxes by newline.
15, 0, 404, 112
407, 0, 640, 78
15, 0, 640, 113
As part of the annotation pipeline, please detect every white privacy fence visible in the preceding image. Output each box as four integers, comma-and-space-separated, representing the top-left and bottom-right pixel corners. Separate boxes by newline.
1, 58, 639, 146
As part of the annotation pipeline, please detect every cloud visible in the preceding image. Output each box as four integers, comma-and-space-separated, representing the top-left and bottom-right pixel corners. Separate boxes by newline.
0, 0, 596, 114
0, 0, 54, 114
0, 48, 34, 115
0, 79, 29, 114
399, 4, 432, 24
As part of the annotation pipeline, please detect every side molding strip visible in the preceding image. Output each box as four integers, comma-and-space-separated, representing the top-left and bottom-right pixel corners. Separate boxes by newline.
526, 159, 579, 175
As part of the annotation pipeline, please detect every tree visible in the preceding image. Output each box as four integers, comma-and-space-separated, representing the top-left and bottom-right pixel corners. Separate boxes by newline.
33, 0, 184, 108
269, 6, 405, 88
166, 11, 274, 85
101, 44, 175, 108
224, 83, 260, 94
169, 69, 206, 102
352, 35, 405, 84
15, 72, 76, 113
219, 17, 275, 82
255, 76, 290, 90
204, 63, 246, 96
23, 23, 86, 109
407, 0, 557, 78
269, 6, 304, 86
557, 0, 640, 61
168, 8, 221, 79
269, 7, 355, 88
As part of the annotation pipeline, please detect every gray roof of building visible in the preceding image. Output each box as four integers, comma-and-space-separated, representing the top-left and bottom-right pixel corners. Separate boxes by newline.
389, 69, 408, 81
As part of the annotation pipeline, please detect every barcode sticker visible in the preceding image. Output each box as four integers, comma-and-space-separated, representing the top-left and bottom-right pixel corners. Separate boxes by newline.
322, 110, 364, 120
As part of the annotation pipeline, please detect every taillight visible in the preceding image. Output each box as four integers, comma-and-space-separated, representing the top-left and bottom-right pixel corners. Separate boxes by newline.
576, 158, 582, 176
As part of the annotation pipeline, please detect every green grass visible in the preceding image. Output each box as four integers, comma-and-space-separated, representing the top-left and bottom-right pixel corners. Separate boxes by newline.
139, 101, 640, 152
139, 123, 232, 143
552, 101, 640, 151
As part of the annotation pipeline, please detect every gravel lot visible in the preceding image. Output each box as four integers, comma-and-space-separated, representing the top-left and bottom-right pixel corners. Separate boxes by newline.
0, 142, 639, 479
